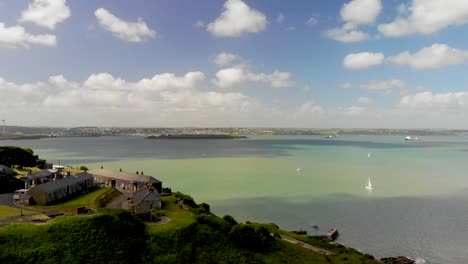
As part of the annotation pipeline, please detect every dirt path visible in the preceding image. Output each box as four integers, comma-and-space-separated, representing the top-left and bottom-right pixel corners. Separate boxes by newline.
280, 235, 335, 256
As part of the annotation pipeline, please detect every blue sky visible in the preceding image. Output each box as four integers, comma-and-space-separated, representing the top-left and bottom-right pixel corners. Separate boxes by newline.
1, 0, 468, 128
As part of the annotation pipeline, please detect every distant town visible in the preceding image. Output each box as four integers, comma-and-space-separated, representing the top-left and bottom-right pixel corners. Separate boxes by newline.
2, 125, 468, 139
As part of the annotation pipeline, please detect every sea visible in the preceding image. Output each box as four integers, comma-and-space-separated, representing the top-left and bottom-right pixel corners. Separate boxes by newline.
3, 135, 468, 263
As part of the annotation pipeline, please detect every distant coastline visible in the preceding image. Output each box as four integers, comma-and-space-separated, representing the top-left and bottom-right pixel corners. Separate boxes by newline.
145, 134, 248, 139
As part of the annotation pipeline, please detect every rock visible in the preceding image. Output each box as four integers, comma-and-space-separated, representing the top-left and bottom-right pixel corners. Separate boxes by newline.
380, 256, 415, 264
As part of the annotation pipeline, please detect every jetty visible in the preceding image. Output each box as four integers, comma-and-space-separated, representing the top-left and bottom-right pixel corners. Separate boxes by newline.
290, 229, 307, 235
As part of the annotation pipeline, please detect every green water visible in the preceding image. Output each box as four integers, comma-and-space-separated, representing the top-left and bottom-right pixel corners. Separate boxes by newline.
7, 135, 468, 262
83, 138, 467, 202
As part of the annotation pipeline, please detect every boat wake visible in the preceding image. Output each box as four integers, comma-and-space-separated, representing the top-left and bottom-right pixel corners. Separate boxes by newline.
414, 257, 426, 264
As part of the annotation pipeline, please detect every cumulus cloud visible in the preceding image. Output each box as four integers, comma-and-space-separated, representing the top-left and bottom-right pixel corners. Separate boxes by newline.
18, 0, 70, 30
379, 0, 468, 37
95, 8, 156, 42
306, 17, 318, 26
207, 0, 267, 37
400, 91, 468, 112
340, 0, 382, 27
213, 52, 240, 66
300, 101, 324, 114
325, 28, 368, 42
194, 20, 205, 28
136, 72, 205, 91
339, 82, 353, 89
0, 71, 262, 126
360, 79, 405, 90
276, 13, 284, 23
387, 43, 468, 69
325, 0, 381, 42
357, 97, 373, 104
214, 67, 295, 88
343, 52, 384, 70
0, 23, 56, 48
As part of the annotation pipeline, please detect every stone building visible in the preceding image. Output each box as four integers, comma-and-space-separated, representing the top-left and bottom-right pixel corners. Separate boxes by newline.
88, 168, 162, 193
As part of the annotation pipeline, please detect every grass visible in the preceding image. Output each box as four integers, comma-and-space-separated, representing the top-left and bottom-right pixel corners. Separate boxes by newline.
0, 205, 35, 219
29, 187, 116, 213
147, 194, 197, 233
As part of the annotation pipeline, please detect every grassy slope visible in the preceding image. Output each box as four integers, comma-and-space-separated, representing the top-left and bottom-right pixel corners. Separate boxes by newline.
29, 187, 118, 213
0, 191, 382, 264
0, 205, 35, 219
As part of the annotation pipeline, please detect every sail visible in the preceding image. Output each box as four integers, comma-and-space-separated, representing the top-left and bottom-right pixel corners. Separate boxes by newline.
367, 177, 372, 187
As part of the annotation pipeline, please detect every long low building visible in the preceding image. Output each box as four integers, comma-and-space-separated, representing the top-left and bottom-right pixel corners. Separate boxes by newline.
88, 169, 162, 193
22, 172, 94, 205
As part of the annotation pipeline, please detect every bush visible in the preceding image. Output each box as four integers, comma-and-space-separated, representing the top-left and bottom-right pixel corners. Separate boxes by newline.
222, 215, 238, 225
199, 203, 210, 213
228, 224, 274, 252
79, 166, 89, 171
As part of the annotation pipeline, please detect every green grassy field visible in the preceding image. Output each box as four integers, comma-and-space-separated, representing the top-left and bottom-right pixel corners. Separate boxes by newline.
0, 205, 35, 219
29, 187, 118, 213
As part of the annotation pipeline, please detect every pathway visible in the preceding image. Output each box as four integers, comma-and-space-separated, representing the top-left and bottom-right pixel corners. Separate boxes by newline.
280, 235, 335, 256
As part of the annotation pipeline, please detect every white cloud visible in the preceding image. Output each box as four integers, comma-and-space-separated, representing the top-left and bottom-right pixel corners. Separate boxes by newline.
213, 52, 240, 66
207, 0, 267, 37
379, 0, 468, 37
342, 106, 366, 116
136, 72, 205, 91
214, 67, 295, 88
0, 22, 56, 48
339, 82, 352, 89
387, 43, 468, 69
306, 17, 318, 26
194, 20, 205, 28
18, 0, 70, 30
95, 8, 156, 43
360, 79, 405, 90
325, 0, 381, 43
0, 71, 260, 126
400, 91, 468, 111
276, 13, 284, 23
325, 28, 368, 42
300, 101, 324, 114
340, 0, 382, 27
343, 52, 384, 70
357, 96, 373, 104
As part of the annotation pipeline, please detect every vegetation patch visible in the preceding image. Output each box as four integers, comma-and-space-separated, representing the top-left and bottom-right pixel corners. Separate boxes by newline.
0, 205, 34, 219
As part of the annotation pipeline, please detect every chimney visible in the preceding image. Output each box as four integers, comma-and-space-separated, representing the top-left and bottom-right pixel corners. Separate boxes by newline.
67, 171, 71, 176
119, 168, 122, 172
101, 165, 103, 169
141, 171, 144, 175
136, 171, 139, 175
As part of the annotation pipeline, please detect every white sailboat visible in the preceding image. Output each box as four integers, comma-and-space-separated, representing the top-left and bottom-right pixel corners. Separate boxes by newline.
365, 177, 374, 190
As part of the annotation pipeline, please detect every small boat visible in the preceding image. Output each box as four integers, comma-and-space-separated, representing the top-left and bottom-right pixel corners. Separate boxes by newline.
405, 136, 412, 141
296, 168, 302, 172
367, 153, 371, 158
312, 225, 319, 229
365, 177, 374, 190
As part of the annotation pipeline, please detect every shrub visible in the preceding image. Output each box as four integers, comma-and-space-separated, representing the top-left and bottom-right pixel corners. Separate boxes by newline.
222, 215, 238, 225
228, 224, 274, 252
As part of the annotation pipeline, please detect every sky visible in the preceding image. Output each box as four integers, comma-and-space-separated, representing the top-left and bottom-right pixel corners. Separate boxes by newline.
1, 0, 468, 128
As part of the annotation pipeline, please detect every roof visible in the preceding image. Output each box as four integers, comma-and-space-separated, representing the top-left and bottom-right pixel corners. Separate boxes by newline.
31, 172, 93, 193
21, 169, 56, 181
132, 187, 160, 205
88, 169, 161, 184
0, 164, 10, 176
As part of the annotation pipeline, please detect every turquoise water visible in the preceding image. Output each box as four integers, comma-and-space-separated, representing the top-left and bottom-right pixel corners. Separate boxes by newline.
3, 135, 468, 263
